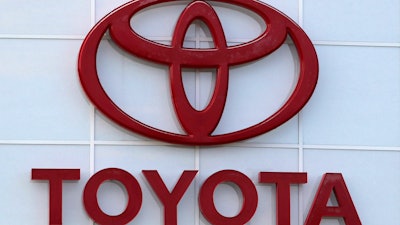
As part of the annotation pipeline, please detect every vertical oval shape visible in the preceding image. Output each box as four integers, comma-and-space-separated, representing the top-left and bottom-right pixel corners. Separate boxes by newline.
170, 1, 229, 138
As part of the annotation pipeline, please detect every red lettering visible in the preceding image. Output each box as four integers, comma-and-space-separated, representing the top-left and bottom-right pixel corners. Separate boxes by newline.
83, 168, 142, 225
305, 173, 362, 225
143, 170, 198, 225
199, 170, 258, 225
259, 172, 307, 225
31, 169, 80, 225
31, 168, 361, 225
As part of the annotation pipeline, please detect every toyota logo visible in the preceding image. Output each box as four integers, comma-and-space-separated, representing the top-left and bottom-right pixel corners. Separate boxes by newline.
78, 0, 318, 145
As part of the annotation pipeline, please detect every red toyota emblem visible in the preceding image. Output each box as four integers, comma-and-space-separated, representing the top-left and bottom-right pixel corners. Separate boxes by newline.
78, 0, 318, 145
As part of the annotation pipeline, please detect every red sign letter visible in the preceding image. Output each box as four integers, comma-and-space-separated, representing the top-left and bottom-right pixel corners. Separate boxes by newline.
305, 173, 362, 225
199, 170, 258, 225
259, 172, 307, 225
83, 168, 142, 225
143, 170, 198, 225
31, 169, 80, 225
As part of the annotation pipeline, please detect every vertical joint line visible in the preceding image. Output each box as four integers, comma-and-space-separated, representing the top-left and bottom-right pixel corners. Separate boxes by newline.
89, 2, 95, 224
194, 146, 200, 225
90, 0, 96, 26
298, 112, 304, 225
89, 104, 95, 225
298, 1, 305, 224
88, 0, 95, 203
299, 0, 304, 27
89, 104, 95, 175
298, 114, 304, 172
89, 0, 96, 176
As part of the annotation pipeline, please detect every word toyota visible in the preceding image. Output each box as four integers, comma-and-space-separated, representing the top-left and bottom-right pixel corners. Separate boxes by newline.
32, 168, 361, 225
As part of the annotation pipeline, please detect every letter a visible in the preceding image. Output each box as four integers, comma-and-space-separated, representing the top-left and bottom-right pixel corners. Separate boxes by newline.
305, 173, 362, 225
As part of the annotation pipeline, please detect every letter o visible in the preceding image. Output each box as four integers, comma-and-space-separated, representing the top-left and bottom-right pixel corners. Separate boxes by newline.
199, 170, 258, 225
83, 168, 142, 225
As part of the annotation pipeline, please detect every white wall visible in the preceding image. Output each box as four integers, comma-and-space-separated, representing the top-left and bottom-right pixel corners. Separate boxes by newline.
0, 0, 399, 224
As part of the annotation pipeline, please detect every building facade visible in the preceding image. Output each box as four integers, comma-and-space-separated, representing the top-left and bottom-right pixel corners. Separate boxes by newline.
0, 0, 399, 224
